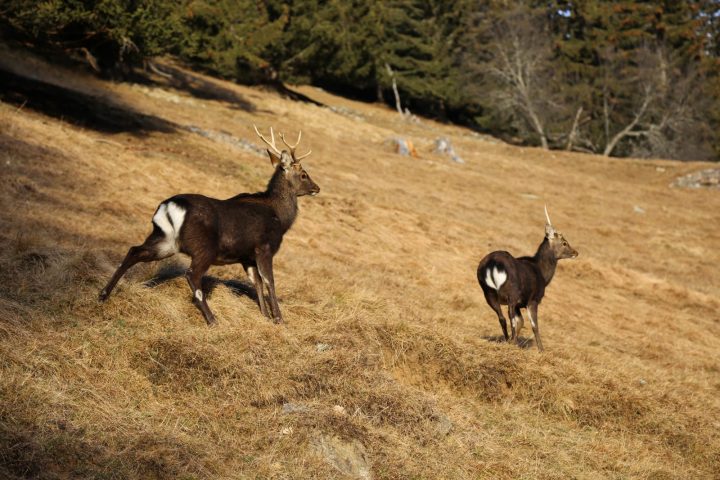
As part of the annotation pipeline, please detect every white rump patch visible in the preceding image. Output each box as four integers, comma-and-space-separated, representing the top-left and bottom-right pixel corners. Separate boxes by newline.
152, 201, 186, 256
484, 266, 507, 291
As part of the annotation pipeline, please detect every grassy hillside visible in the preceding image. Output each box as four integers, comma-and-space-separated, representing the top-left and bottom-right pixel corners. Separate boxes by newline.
1, 46, 719, 479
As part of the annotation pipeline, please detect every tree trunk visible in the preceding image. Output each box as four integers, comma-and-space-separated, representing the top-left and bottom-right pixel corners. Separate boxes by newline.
519, 87, 548, 149
385, 63, 403, 116
566, 106, 583, 151
526, 104, 549, 149
376, 83, 384, 103
603, 92, 652, 156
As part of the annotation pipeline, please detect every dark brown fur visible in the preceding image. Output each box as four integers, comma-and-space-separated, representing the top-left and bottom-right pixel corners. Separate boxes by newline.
477, 218, 578, 351
99, 144, 319, 325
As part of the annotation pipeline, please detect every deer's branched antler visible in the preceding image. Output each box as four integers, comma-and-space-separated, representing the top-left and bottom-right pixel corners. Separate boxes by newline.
280, 131, 311, 161
254, 125, 282, 155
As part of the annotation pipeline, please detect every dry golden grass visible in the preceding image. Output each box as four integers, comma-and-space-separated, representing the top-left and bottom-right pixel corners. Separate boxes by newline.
1, 47, 719, 479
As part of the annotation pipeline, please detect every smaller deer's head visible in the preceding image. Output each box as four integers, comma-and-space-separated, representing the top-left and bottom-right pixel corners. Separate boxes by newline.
544, 205, 578, 259
255, 126, 320, 197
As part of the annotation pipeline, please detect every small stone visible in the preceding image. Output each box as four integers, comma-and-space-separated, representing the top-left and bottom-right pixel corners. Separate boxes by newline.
282, 402, 308, 414
281, 426, 294, 436
433, 137, 464, 163
385, 137, 418, 157
316, 343, 332, 352
671, 168, 720, 189
433, 413, 453, 436
332, 405, 347, 416
633, 205, 646, 214
311, 435, 372, 480
638, 378, 647, 386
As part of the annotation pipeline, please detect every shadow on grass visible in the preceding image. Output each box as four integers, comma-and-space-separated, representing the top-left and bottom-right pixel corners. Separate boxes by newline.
149, 63, 325, 112
0, 67, 176, 135
0, 419, 207, 480
151, 63, 258, 112
143, 263, 258, 303
482, 335, 535, 350
271, 83, 326, 107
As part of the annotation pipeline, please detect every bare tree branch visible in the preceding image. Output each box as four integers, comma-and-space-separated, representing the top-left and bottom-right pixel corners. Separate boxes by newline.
385, 63, 403, 116
488, 11, 551, 149
566, 106, 584, 151
603, 86, 653, 156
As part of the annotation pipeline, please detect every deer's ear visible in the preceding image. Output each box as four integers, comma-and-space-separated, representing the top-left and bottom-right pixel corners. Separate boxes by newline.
268, 150, 293, 169
267, 149, 282, 168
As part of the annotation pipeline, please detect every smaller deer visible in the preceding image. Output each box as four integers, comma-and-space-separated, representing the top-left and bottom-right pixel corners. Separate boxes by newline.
476, 206, 578, 351
98, 126, 319, 325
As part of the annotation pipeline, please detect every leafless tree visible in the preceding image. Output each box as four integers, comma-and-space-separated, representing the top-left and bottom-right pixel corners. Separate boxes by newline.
485, 5, 554, 149
599, 47, 709, 159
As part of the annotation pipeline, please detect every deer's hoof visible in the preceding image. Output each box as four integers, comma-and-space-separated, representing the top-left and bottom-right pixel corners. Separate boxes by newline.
98, 290, 109, 302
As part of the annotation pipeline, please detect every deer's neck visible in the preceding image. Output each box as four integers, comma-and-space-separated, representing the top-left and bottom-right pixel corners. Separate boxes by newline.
533, 238, 558, 286
265, 168, 298, 230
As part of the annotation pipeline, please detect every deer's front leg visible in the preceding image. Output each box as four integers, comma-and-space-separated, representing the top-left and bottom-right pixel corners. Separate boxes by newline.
510, 306, 525, 344
246, 265, 270, 318
255, 245, 283, 324
527, 302, 543, 352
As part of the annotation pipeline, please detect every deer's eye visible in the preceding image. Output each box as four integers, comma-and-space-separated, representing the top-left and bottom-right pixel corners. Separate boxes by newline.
301, 172, 308, 180
562, 241, 568, 246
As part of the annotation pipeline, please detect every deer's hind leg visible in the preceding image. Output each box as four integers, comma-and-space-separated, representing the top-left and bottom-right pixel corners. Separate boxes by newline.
484, 290, 509, 341
99, 226, 171, 301
186, 253, 217, 326
510, 306, 526, 346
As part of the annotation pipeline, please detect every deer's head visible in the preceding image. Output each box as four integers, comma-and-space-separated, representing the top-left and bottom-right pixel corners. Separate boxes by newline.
255, 126, 320, 197
544, 205, 578, 259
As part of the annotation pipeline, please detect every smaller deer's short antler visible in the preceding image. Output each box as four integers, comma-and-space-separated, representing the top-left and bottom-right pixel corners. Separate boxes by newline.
544, 204, 556, 238
544, 204, 552, 226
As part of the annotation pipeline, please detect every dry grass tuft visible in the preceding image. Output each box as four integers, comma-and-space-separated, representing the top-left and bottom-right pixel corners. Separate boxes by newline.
1, 49, 719, 478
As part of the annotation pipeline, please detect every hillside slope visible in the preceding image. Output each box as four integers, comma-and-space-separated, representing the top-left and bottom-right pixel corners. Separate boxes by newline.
1, 48, 719, 479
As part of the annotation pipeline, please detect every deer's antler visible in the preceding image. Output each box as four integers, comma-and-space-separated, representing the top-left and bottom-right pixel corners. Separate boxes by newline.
254, 125, 282, 156
280, 131, 312, 161
544, 204, 553, 226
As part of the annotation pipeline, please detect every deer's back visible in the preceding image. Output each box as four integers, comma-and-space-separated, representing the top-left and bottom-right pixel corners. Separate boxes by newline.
162, 194, 285, 264
477, 251, 545, 306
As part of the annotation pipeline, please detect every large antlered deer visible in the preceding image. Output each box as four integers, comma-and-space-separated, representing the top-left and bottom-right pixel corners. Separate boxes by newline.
99, 126, 320, 325
477, 206, 578, 351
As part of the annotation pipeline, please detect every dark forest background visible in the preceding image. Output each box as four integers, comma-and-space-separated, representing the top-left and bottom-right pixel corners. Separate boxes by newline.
2, 0, 720, 160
